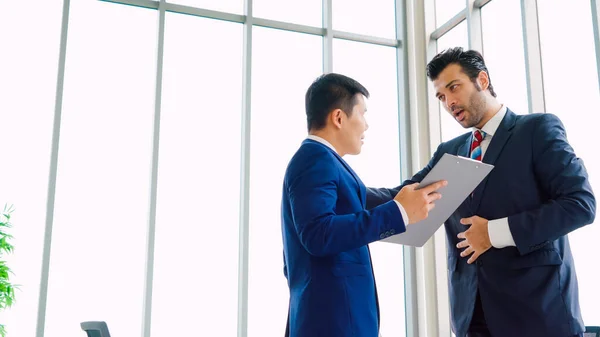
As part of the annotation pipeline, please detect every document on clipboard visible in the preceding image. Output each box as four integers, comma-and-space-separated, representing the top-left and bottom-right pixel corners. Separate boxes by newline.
381, 153, 494, 247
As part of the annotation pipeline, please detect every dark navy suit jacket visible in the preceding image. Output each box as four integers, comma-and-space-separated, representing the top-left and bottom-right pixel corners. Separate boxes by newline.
281, 139, 407, 337
368, 110, 595, 337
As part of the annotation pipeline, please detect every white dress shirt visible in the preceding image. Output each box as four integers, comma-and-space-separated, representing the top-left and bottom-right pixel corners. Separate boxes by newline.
306, 135, 410, 227
473, 105, 516, 248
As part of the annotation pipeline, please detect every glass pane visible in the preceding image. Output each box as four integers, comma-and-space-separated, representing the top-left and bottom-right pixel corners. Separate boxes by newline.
538, 0, 600, 325
436, 21, 469, 142
333, 0, 396, 39
333, 39, 406, 336
0, 1, 62, 336
249, 27, 322, 337
169, 0, 242, 15
43, 2, 157, 336
481, 0, 529, 114
151, 14, 243, 337
254, 0, 321, 27
435, 0, 465, 28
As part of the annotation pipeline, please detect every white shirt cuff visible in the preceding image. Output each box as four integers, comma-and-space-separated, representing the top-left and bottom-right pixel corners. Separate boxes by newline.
393, 200, 410, 226
488, 217, 516, 248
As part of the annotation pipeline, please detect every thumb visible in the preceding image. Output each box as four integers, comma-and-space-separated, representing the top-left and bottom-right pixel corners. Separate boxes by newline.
405, 182, 419, 190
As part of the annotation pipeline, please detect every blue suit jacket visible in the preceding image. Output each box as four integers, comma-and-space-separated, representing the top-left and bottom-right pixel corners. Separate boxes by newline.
367, 110, 596, 337
281, 139, 407, 337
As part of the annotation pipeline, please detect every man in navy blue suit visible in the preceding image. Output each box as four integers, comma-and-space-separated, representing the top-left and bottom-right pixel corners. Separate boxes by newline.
368, 47, 596, 337
281, 73, 447, 337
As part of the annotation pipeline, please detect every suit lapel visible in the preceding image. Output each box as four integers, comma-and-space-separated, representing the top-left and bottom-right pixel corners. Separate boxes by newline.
333, 153, 367, 206
470, 109, 517, 211
304, 139, 366, 205
458, 134, 471, 158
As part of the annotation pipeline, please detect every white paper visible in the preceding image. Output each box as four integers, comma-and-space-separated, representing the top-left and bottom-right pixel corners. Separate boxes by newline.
382, 153, 494, 247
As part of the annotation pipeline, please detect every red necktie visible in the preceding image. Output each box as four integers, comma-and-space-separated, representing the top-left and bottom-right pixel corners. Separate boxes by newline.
470, 130, 485, 161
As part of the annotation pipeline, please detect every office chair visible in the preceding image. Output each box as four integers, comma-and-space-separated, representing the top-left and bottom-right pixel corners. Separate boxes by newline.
80, 321, 111, 337
585, 326, 600, 337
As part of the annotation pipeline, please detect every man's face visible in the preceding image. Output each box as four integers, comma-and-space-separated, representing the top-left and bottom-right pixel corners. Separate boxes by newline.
341, 94, 369, 156
433, 63, 487, 129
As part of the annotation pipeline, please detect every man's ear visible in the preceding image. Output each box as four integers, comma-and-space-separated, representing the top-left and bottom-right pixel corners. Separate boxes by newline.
477, 70, 489, 91
330, 109, 344, 129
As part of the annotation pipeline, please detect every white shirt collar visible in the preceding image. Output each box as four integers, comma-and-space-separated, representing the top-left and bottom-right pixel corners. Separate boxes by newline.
306, 134, 337, 153
478, 104, 507, 137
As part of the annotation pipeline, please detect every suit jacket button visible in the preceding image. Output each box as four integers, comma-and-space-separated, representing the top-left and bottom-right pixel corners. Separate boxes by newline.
390, 229, 395, 235
380, 233, 385, 239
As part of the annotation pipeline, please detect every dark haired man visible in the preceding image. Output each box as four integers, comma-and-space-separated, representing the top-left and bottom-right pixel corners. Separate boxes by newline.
368, 47, 595, 337
280, 73, 446, 337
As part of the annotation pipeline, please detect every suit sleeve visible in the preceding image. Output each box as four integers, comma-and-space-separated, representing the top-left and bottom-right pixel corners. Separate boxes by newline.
288, 152, 407, 257
509, 113, 596, 254
365, 144, 444, 210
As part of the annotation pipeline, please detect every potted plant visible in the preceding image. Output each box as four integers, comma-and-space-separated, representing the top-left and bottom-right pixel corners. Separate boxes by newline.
0, 204, 16, 337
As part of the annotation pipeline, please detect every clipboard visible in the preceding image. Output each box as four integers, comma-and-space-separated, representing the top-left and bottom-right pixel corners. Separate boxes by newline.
381, 153, 494, 247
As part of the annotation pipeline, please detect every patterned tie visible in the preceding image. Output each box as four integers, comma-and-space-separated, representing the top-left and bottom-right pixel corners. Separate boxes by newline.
470, 129, 486, 161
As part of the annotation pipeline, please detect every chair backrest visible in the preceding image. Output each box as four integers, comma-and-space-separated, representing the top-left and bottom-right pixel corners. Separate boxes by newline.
80, 321, 111, 337
585, 326, 600, 337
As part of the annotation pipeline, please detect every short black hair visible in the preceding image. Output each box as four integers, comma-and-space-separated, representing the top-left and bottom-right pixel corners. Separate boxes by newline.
305, 73, 369, 132
426, 47, 496, 97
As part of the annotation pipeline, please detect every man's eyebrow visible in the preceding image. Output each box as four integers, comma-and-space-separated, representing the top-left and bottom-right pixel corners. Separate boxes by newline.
436, 79, 460, 98
445, 79, 459, 88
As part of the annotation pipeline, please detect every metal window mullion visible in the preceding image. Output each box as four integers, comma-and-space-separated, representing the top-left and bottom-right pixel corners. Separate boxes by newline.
474, 0, 492, 9
430, 24, 452, 337
323, 0, 333, 73
332, 30, 399, 47
165, 3, 244, 23
102, 0, 401, 49
430, 9, 466, 40
521, 0, 546, 113
405, 0, 445, 335
237, 0, 252, 336
591, 0, 600, 93
141, 1, 166, 337
253, 17, 323, 35
428, 38, 450, 337
395, 1, 418, 337
426, 0, 455, 336
466, 0, 483, 52
36, 0, 70, 336
100, 0, 158, 10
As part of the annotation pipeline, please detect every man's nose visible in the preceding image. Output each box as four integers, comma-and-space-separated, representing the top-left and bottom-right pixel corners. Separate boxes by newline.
447, 96, 458, 112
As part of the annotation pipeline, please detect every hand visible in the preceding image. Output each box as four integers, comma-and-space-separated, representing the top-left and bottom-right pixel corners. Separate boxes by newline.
456, 216, 492, 264
395, 180, 447, 224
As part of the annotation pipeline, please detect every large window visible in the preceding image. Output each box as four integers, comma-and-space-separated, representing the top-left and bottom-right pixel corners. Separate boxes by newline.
333, 0, 397, 39
248, 27, 322, 337
169, 0, 243, 15
43, 2, 156, 336
437, 21, 469, 142
0, 1, 62, 336
151, 14, 243, 337
538, 0, 600, 326
435, 0, 465, 28
334, 39, 406, 337
428, 0, 600, 333
0, 1, 408, 336
254, 0, 321, 26
481, 0, 529, 115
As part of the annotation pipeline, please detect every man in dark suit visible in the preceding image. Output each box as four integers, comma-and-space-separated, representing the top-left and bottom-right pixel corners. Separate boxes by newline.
281, 73, 446, 337
367, 47, 596, 337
